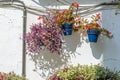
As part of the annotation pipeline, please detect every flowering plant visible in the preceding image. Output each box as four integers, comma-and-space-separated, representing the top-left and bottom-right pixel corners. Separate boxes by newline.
0, 72, 26, 80
52, 2, 79, 27
48, 64, 120, 80
25, 16, 63, 54
81, 13, 113, 39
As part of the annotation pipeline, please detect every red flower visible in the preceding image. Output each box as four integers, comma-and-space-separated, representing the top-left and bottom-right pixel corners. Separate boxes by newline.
85, 25, 89, 30
91, 27, 95, 30
73, 2, 79, 8
37, 16, 43, 20
106, 30, 111, 34
97, 13, 101, 19
59, 9, 69, 15
56, 17, 61, 21
63, 9, 69, 13
96, 23, 100, 27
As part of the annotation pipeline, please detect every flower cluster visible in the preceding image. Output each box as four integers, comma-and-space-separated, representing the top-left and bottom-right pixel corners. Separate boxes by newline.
0, 72, 26, 80
81, 13, 113, 38
25, 17, 63, 54
52, 2, 79, 26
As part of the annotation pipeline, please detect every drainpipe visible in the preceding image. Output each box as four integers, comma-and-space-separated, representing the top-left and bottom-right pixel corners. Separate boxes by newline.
0, 0, 27, 77
20, 1, 27, 77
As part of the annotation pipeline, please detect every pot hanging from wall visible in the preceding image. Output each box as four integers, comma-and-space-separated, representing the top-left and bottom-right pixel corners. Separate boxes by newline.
87, 30, 100, 42
62, 23, 72, 36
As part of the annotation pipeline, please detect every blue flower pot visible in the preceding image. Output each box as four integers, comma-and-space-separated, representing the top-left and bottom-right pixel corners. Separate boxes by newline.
87, 30, 100, 42
63, 29, 72, 35
62, 23, 72, 36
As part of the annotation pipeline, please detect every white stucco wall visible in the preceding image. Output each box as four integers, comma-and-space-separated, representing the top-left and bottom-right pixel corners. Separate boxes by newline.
25, 12, 120, 80
0, 0, 120, 80
0, 8, 23, 75
102, 9, 120, 70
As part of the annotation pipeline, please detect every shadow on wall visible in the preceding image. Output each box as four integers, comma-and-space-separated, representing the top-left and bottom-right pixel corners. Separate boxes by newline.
90, 37, 104, 59
28, 31, 81, 79
101, 40, 120, 70
63, 32, 82, 56
29, 51, 69, 79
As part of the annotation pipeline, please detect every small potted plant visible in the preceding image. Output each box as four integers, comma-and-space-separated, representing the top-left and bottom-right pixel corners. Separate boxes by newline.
81, 13, 113, 42
52, 2, 80, 35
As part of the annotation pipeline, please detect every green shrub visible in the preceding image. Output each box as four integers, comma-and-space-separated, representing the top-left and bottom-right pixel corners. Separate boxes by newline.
48, 64, 120, 80
0, 72, 27, 80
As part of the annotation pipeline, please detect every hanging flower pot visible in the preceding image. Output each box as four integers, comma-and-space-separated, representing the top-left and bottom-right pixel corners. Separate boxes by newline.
87, 30, 100, 42
62, 23, 72, 35
25, 22, 63, 54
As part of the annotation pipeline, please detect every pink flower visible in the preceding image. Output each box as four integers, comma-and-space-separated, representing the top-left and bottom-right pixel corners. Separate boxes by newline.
73, 2, 79, 8
75, 17, 80, 22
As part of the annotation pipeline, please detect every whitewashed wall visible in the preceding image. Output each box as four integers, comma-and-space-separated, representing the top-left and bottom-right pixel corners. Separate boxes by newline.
0, 8, 23, 75
26, 10, 120, 80
102, 9, 120, 70
0, 0, 120, 80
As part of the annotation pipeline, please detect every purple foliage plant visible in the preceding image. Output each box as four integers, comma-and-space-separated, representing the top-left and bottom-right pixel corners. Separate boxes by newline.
25, 16, 63, 54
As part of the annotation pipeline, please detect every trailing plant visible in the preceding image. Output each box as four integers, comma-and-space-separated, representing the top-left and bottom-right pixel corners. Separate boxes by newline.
48, 64, 120, 80
25, 16, 63, 54
50, 2, 81, 31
